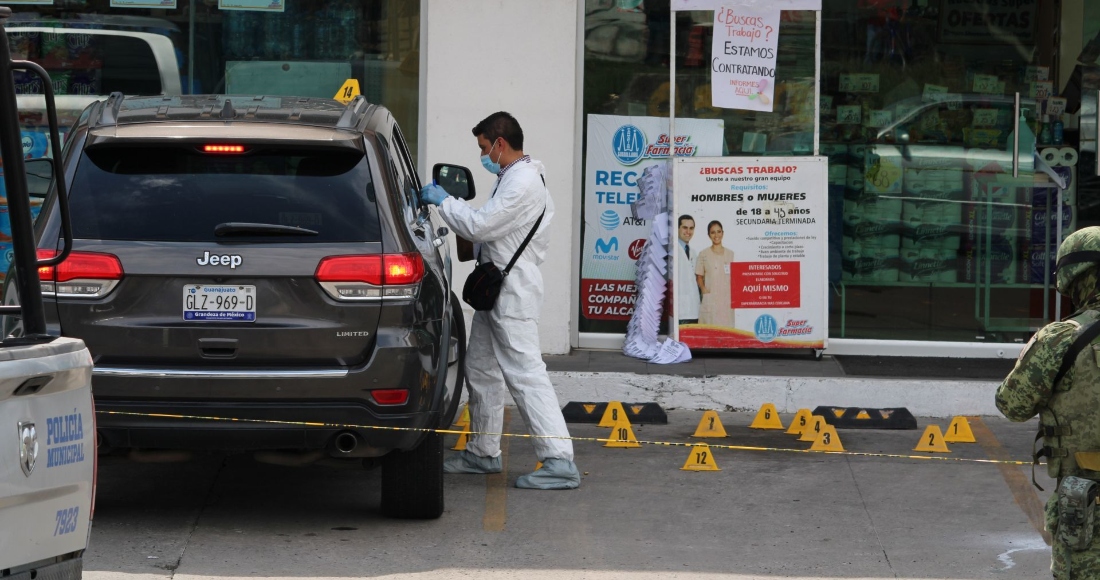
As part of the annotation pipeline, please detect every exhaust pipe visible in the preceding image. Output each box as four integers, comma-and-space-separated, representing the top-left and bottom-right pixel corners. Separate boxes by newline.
96, 429, 113, 455
333, 431, 358, 454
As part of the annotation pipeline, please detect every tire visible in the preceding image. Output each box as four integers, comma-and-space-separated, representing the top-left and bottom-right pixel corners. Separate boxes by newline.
380, 430, 444, 519
441, 292, 467, 427
378, 295, 461, 520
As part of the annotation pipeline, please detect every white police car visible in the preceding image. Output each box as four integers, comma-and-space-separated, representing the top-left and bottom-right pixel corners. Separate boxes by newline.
0, 338, 95, 579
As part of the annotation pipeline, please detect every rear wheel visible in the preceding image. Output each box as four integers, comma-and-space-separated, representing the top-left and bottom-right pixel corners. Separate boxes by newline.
378, 295, 463, 520
380, 430, 443, 519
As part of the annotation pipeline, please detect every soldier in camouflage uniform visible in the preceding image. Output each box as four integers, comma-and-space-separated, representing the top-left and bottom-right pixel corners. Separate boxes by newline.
997, 226, 1100, 579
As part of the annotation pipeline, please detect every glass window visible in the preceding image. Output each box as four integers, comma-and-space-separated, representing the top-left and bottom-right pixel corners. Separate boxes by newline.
580, 4, 815, 335
69, 145, 380, 243
6, 1, 420, 160
822, 0, 1066, 344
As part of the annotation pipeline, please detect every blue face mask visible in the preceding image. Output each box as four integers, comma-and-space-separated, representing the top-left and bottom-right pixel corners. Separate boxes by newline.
480, 140, 501, 175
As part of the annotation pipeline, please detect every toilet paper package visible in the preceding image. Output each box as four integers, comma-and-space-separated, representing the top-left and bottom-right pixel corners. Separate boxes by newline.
842, 245, 900, 282
901, 201, 965, 250
1029, 245, 1056, 285
1030, 202, 1075, 242
958, 235, 1023, 284
1029, 179, 1073, 211
900, 248, 959, 282
844, 195, 903, 221
843, 196, 902, 248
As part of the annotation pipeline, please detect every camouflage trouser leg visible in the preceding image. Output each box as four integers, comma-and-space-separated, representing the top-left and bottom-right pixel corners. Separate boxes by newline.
1051, 542, 1100, 578
1047, 494, 1100, 579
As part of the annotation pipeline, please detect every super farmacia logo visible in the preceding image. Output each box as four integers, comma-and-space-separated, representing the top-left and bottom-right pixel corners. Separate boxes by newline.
612, 124, 699, 166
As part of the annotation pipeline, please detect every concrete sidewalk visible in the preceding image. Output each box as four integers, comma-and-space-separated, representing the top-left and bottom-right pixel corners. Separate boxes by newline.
544, 351, 1017, 417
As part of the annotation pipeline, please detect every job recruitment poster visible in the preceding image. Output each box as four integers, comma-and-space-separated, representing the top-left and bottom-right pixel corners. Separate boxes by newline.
581, 115, 724, 322
675, 156, 828, 349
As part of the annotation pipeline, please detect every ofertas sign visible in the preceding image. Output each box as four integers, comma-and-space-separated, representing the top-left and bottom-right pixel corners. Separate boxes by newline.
710, 6, 781, 112
582, 115, 724, 322
675, 156, 827, 349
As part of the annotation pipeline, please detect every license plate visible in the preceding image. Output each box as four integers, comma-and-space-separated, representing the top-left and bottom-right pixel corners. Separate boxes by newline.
183, 285, 256, 322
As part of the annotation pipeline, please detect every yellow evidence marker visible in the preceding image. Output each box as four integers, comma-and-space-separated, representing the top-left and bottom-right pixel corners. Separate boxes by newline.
785, 408, 813, 436
798, 415, 827, 442
598, 401, 627, 428
943, 416, 976, 443
334, 79, 361, 104
681, 443, 720, 471
809, 425, 845, 452
604, 418, 640, 448
692, 410, 728, 438
451, 422, 470, 451
749, 402, 784, 430
454, 403, 470, 427
914, 425, 951, 453
534, 461, 543, 471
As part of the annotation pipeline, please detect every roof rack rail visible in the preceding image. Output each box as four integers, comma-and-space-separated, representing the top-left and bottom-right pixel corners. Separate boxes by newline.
336, 95, 369, 129
98, 91, 125, 126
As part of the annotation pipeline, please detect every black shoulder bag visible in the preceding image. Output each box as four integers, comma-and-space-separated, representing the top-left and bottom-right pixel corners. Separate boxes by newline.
462, 210, 544, 311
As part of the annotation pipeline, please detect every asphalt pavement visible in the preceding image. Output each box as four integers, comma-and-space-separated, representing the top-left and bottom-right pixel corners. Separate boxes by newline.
85, 409, 1055, 580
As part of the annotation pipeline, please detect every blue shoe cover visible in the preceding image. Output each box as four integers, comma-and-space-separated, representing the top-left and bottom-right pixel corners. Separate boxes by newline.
514, 458, 580, 490
443, 450, 502, 474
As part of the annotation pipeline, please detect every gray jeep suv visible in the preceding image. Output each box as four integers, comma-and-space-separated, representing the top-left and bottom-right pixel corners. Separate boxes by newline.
6, 93, 469, 519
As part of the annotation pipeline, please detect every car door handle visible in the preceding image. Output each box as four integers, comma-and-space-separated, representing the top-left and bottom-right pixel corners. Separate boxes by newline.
433, 237, 444, 248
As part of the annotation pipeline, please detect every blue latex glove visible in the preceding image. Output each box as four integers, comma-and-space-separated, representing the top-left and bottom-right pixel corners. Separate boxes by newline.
420, 183, 448, 206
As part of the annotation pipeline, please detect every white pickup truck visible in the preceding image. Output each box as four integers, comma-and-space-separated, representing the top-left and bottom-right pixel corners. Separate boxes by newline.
0, 5, 96, 578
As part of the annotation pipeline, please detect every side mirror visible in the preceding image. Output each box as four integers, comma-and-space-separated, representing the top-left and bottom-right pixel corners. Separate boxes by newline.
24, 157, 53, 197
432, 163, 476, 200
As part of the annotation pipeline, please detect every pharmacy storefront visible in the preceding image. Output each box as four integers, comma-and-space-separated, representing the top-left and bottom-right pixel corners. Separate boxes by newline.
8, 0, 1100, 359
577, 0, 1100, 358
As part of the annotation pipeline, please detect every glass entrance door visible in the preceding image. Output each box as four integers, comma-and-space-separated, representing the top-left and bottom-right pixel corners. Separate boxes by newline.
822, 0, 1067, 345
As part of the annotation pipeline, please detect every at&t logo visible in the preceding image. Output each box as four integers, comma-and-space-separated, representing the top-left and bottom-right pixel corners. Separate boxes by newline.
612, 125, 646, 166
754, 314, 778, 343
600, 209, 620, 231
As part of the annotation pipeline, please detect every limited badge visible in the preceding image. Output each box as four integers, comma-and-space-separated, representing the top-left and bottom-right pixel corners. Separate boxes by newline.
18, 421, 37, 477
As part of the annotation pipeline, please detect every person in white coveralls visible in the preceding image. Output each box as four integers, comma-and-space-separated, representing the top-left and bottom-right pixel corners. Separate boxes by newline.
419, 112, 580, 490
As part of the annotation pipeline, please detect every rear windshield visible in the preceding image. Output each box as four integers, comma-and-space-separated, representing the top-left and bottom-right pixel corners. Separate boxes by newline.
69, 145, 380, 242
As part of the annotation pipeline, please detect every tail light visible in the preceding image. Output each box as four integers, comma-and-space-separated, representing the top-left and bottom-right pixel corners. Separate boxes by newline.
37, 250, 124, 298
370, 389, 409, 406
315, 253, 424, 301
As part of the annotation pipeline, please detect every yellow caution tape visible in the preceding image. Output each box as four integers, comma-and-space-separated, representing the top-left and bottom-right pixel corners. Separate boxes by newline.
96, 410, 1036, 466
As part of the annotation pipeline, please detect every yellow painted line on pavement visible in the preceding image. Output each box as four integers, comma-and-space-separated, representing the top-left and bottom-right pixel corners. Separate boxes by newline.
970, 416, 1051, 546
482, 407, 510, 532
